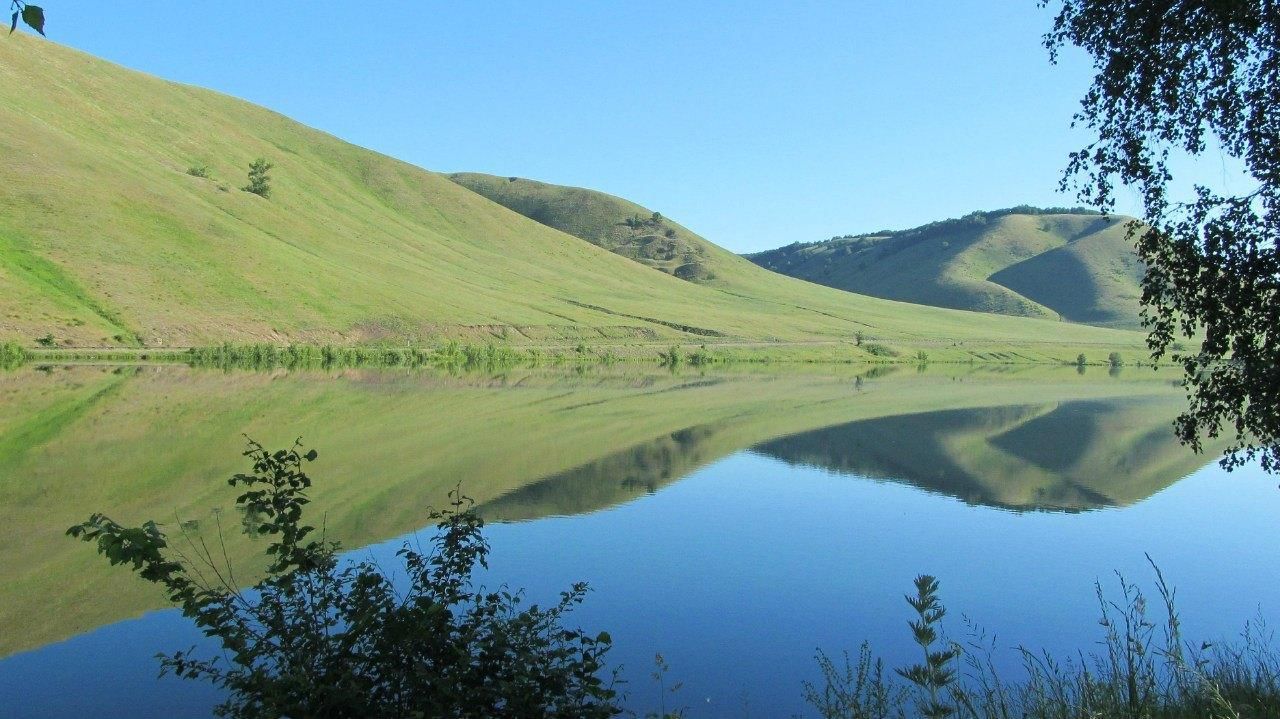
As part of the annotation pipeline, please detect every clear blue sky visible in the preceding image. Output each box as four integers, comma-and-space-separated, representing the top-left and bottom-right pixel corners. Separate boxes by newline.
41, 1, 1141, 253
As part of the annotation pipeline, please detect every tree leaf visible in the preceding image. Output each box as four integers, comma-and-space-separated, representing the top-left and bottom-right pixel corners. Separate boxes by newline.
21, 5, 43, 36
9, 11, 17, 35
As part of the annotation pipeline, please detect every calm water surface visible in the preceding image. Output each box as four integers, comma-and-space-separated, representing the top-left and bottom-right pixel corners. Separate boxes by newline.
1, 365, 1276, 717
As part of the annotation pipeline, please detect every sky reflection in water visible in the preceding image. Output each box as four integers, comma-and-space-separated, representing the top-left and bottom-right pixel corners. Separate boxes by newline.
1, 372, 1276, 718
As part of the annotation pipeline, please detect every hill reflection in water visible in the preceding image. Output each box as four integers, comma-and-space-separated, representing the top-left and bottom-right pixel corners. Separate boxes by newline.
482, 396, 1205, 519
0, 364, 1208, 657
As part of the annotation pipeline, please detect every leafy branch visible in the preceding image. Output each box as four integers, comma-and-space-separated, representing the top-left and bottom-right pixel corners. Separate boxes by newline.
9, 1, 44, 36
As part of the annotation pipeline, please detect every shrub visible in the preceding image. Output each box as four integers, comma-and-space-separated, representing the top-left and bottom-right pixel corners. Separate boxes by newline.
0, 341, 25, 369
863, 343, 897, 358
664, 228, 677, 239
658, 345, 683, 367
67, 439, 620, 719
1109, 351, 1124, 368
187, 164, 212, 178
243, 157, 273, 198
35, 333, 54, 347
1076, 352, 1088, 367
688, 345, 715, 366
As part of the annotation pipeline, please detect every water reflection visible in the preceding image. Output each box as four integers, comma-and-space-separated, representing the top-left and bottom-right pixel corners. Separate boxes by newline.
751, 398, 1204, 511
0, 364, 1211, 660
480, 397, 1208, 521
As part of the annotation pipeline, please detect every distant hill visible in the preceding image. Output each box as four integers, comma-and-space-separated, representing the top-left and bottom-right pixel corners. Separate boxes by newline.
746, 207, 1147, 329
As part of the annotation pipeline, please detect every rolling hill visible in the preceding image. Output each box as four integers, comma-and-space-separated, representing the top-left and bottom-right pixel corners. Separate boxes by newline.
449, 173, 728, 283
0, 36, 1148, 360
747, 207, 1147, 329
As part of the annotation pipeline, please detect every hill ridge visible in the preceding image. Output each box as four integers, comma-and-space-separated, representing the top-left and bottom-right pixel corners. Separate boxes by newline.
746, 207, 1146, 329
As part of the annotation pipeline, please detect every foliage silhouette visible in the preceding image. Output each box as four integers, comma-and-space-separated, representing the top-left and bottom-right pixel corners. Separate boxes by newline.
67, 438, 620, 718
896, 575, 959, 719
7, 1, 43, 36
809, 566, 1280, 718
1044, 1, 1280, 472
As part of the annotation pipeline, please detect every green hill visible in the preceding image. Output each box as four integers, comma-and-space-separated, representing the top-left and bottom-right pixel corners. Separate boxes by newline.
0, 36, 1149, 360
747, 207, 1147, 329
449, 173, 727, 283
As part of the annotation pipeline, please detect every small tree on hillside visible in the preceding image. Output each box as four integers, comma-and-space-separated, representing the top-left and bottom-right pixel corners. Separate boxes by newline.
243, 157, 273, 198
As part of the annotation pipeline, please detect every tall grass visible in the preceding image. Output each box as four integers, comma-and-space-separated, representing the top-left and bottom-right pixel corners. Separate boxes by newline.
809, 560, 1280, 719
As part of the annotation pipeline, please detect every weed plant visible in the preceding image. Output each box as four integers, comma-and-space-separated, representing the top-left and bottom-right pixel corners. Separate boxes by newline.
809, 563, 1280, 719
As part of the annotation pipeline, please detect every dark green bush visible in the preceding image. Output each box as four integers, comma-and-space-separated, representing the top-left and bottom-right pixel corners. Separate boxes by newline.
68, 440, 620, 719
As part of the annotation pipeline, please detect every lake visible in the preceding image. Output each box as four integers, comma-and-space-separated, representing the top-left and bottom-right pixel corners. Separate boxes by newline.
1, 364, 1277, 717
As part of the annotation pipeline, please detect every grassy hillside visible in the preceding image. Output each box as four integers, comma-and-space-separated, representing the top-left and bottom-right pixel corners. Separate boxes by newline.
0, 37, 1151, 359
0, 364, 1205, 656
747, 208, 1147, 329
449, 173, 725, 282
